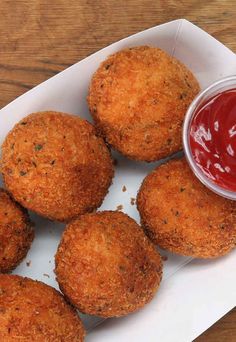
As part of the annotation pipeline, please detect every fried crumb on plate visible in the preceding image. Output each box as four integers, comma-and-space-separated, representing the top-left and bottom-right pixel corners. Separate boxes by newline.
130, 197, 136, 205
116, 204, 123, 211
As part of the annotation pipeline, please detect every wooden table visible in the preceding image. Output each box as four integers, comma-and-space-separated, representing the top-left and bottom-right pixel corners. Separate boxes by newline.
0, 1, 235, 340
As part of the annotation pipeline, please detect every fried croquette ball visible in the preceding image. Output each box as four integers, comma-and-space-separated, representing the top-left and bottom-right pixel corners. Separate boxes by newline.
88, 46, 200, 161
0, 188, 34, 273
55, 211, 162, 317
0, 274, 85, 341
137, 158, 236, 258
1, 111, 114, 222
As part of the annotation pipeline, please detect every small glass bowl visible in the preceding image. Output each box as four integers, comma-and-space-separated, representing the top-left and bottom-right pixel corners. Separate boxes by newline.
183, 75, 236, 200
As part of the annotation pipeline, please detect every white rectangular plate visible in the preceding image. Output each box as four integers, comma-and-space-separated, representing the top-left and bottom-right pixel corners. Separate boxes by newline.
0, 18, 235, 341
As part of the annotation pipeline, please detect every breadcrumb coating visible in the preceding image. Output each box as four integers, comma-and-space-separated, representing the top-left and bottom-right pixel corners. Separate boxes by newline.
0, 275, 85, 341
0, 188, 34, 272
88, 46, 200, 161
137, 158, 236, 258
55, 211, 162, 317
1, 111, 114, 222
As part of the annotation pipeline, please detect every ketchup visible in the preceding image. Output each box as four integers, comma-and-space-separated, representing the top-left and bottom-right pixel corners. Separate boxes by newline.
189, 88, 236, 192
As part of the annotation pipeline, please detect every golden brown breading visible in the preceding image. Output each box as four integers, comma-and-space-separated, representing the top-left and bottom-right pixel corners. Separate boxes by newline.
0, 274, 85, 341
137, 158, 236, 258
0, 188, 34, 272
88, 46, 200, 162
55, 211, 162, 317
1, 111, 114, 222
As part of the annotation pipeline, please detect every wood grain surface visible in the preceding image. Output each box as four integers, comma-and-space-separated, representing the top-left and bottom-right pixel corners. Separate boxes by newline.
0, 0, 235, 340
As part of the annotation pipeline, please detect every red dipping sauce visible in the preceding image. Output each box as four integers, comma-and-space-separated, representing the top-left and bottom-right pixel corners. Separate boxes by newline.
189, 88, 236, 192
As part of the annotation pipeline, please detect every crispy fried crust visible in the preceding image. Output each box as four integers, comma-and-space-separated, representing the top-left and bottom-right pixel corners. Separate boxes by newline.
137, 158, 236, 258
88, 46, 200, 161
55, 211, 162, 317
0, 275, 85, 341
0, 188, 34, 272
1, 111, 114, 222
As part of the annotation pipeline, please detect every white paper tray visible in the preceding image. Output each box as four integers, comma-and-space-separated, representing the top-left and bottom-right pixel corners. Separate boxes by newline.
0, 19, 235, 341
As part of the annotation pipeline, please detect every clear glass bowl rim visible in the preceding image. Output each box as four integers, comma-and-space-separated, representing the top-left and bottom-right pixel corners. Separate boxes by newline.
183, 75, 236, 200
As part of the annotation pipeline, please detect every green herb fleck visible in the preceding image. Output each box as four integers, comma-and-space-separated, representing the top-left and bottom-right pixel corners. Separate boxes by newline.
35, 144, 43, 151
